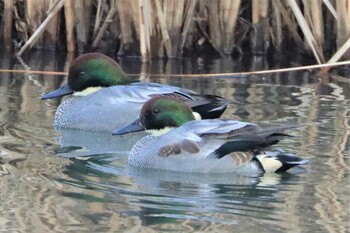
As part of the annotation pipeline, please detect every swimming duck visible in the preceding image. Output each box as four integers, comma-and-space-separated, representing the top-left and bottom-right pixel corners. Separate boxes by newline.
42, 53, 232, 132
112, 96, 309, 175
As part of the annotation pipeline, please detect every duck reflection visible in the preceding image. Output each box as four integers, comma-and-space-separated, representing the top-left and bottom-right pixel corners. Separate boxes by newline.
59, 154, 307, 227
53, 129, 147, 157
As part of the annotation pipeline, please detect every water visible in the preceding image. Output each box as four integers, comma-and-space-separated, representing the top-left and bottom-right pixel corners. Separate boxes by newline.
0, 51, 349, 232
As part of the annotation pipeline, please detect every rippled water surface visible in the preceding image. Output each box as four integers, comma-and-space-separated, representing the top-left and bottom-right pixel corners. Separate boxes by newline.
0, 51, 349, 232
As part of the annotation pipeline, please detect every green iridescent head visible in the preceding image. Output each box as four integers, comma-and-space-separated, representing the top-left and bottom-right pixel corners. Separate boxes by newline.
140, 96, 195, 129
67, 53, 134, 91
41, 53, 134, 99
112, 96, 195, 135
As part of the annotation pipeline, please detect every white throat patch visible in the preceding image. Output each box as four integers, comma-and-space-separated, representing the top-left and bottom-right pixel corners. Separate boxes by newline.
148, 127, 173, 136
73, 87, 102, 96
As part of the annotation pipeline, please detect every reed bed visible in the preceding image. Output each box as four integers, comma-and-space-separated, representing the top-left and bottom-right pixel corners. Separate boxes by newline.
0, 0, 349, 63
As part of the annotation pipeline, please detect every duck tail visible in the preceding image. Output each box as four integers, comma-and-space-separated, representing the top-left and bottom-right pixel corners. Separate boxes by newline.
253, 149, 309, 173
191, 94, 237, 119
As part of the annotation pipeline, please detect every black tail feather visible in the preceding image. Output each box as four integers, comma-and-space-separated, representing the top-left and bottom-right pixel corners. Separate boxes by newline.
191, 94, 234, 119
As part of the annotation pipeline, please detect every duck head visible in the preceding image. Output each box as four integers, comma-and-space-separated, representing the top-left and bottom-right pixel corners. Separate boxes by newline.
112, 96, 195, 135
41, 53, 134, 99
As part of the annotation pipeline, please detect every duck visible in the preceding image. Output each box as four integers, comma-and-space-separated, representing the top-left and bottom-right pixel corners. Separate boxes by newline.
41, 53, 232, 132
112, 96, 309, 175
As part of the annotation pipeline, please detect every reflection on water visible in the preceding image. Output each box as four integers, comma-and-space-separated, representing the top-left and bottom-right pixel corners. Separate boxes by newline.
0, 50, 349, 232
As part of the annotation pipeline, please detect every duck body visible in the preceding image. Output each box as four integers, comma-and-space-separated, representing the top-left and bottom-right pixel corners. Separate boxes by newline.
113, 96, 309, 175
42, 53, 231, 132
127, 120, 307, 175
53, 82, 227, 131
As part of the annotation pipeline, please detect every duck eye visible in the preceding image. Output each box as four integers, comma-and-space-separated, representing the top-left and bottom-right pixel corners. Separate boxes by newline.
152, 108, 160, 114
79, 72, 85, 78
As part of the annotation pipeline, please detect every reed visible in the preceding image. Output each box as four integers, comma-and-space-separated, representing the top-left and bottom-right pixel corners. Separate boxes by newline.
179, 0, 197, 55
270, 0, 282, 50
92, 5, 117, 49
0, 0, 348, 65
221, 0, 241, 54
17, 0, 64, 56
45, 0, 61, 50
74, 0, 92, 52
251, 0, 270, 54
64, 0, 75, 52
139, 0, 148, 61
117, 0, 139, 56
3, 0, 13, 48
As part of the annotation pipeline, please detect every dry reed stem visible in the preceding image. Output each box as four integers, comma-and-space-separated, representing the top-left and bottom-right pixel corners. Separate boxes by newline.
179, 0, 197, 55
271, 0, 282, 48
74, 0, 92, 51
3, 60, 350, 77
195, 17, 222, 55
288, 0, 325, 63
92, 6, 117, 48
117, 0, 135, 54
275, 0, 303, 46
93, 0, 103, 38
252, 0, 269, 23
336, 0, 350, 57
17, 0, 64, 56
143, 0, 152, 58
25, 0, 49, 48
220, 0, 229, 34
323, 0, 338, 19
172, 0, 184, 56
139, 0, 148, 61
45, 0, 60, 50
208, 0, 223, 53
64, 0, 75, 52
164, 0, 175, 38
3, 0, 14, 48
308, 0, 324, 48
173, 0, 185, 56
326, 37, 350, 64
146, 0, 154, 59
25, 0, 42, 31
0, 69, 67, 75
131, 0, 141, 39
222, 0, 240, 53
84, 0, 93, 36
251, 0, 270, 54
155, 0, 173, 57
4, 0, 349, 61
149, 1, 161, 57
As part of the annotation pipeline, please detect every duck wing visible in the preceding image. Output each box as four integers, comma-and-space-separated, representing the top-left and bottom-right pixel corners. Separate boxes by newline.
214, 124, 297, 159
127, 82, 197, 102
145, 120, 257, 158
159, 119, 296, 160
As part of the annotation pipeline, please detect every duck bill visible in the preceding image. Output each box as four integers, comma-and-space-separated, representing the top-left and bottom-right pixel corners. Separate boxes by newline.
41, 83, 73, 100
112, 118, 145, 135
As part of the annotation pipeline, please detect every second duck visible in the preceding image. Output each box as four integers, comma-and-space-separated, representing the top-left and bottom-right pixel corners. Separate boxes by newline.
112, 96, 309, 176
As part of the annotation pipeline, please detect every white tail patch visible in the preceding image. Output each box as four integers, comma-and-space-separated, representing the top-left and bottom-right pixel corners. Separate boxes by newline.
256, 154, 282, 173
73, 87, 102, 96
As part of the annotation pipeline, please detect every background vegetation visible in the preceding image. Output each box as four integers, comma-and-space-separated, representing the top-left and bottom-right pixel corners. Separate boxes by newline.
0, 0, 349, 63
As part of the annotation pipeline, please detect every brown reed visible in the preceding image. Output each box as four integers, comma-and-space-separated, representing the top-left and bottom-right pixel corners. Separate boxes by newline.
1, 0, 349, 65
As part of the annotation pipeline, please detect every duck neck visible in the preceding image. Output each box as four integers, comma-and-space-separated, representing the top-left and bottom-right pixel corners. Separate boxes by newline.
73, 86, 103, 96
148, 127, 174, 136
112, 73, 136, 85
